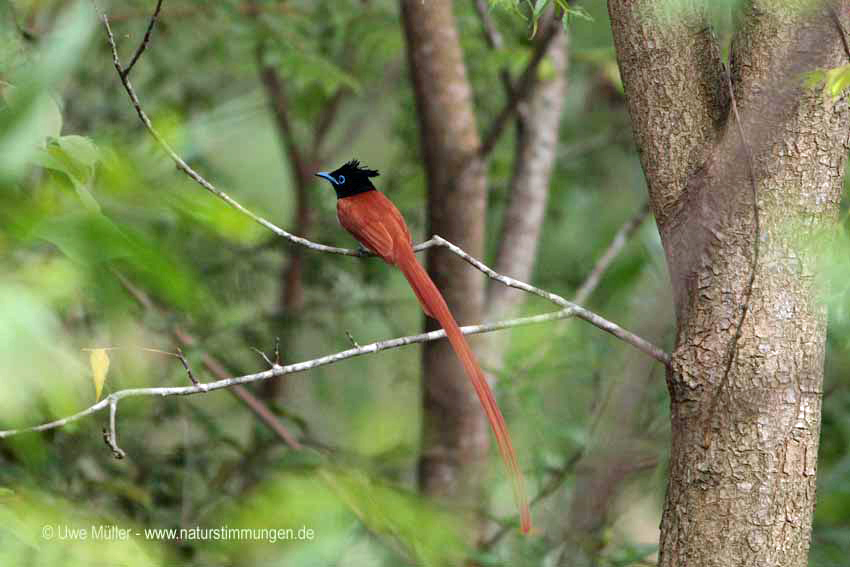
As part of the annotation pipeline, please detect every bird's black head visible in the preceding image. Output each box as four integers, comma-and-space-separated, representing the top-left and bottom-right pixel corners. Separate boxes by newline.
315, 160, 379, 199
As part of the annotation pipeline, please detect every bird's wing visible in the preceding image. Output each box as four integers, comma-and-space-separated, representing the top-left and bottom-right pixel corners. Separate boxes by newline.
337, 195, 397, 262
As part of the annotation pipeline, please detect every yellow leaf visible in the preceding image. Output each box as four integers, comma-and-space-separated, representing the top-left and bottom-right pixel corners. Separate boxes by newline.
89, 349, 110, 401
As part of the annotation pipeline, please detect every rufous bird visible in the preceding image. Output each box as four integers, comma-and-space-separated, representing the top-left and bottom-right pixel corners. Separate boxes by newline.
316, 160, 530, 534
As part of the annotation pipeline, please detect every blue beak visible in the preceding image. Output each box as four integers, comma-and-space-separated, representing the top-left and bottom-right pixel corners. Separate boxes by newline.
315, 172, 336, 185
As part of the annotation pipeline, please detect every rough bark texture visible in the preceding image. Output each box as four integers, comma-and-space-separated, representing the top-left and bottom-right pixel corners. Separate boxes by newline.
400, 0, 491, 536
609, 1, 850, 566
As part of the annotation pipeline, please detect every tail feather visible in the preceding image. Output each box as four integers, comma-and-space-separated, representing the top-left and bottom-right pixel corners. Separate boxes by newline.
397, 249, 531, 534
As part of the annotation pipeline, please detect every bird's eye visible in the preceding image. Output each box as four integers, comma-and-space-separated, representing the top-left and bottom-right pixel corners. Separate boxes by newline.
337, 175, 345, 185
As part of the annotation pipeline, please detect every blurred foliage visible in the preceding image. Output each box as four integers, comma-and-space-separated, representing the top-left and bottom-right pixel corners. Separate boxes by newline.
0, 1, 846, 566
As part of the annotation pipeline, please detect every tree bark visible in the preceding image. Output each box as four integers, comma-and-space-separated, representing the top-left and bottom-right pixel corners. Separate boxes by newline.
486, 22, 568, 321
608, 1, 850, 565
401, 0, 491, 537
255, 51, 315, 401
480, 16, 568, 408
256, 58, 314, 313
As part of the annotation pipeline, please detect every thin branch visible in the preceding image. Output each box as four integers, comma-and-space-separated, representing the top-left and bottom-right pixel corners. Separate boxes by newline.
514, 203, 655, 376
479, 13, 563, 157
0, 308, 573, 440
482, 449, 584, 549
103, 398, 126, 459
573, 203, 650, 305
345, 331, 361, 349
117, 273, 304, 451
122, 0, 164, 78
175, 347, 199, 386
96, 6, 361, 256
431, 236, 670, 366
251, 346, 276, 369
473, 0, 504, 49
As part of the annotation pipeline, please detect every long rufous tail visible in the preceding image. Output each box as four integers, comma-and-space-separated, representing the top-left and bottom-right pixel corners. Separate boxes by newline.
396, 248, 531, 534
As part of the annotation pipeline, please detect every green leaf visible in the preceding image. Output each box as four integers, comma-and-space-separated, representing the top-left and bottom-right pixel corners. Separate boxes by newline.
33, 135, 102, 211
276, 48, 361, 94
33, 212, 132, 265
805, 64, 850, 98
53, 135, 100, 169
533, 0, 549, 18
828, 65, 850, 98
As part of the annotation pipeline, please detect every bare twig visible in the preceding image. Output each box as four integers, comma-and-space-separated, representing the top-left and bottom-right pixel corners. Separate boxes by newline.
118, 277, 303, 451
345, 331, 360, 349
479, 13, 563, 157
0, 309, 557, 440
0, 293, 669, 443
175, 347, 199, 386
431, 235, 670, 366
473, 0, 504, 49
103, 398, 126, 459
251, 347, 276, 369
515, 203, 654, 376
96, 5, 360, 257
573, 203, 650, 305
121, 0, 163, 77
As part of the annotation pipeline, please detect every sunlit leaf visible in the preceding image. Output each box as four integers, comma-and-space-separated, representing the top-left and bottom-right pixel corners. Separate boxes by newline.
34, 212, 132, 265
88, 348, 110, 401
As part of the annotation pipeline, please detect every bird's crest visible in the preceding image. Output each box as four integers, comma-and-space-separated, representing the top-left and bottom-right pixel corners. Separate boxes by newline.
341, 159, 380, 178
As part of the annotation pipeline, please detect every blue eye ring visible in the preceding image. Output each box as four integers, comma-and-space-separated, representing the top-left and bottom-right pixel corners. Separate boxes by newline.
337, 175, 345, 185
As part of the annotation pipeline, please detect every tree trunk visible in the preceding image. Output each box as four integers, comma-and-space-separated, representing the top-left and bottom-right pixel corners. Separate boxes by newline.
608, 1, 850, 565
255, 48, 316, 400
479, 15, 568, 435
486, 22, 568, 321
256, 59, 313, 314
400, 0, 491, 538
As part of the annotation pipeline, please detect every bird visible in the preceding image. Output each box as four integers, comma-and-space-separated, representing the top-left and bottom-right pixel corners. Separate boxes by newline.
316, 159, 530, 534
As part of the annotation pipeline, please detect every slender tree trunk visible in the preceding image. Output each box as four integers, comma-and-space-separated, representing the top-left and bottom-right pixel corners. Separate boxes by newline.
480, 15, 568, 431
486, 22, 568, 321
256, 52, 315, 400
401, 0, 491, 538
608, 1, 850, 565
256, 60, 313, 313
